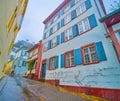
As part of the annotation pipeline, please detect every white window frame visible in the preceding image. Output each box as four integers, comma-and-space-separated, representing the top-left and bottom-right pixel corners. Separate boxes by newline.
75, 0, 80, 4
65, 28, 73, 41
46, 31, 49, 38
64, 13, 71, 24
65, 51, 74, 67
54, 15, 58, 22
43, 42, 48, 51
53, 24, 57, 33
82, 45, 98, 64
78, 18, 91, 34
50, 57, 56, 69
51, 37, 57, 48
76, 3, 86, 16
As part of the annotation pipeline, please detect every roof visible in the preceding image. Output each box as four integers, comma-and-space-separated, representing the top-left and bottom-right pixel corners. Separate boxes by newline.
43, 0, 69, 24
28, 43, 39, 52
99, 8, 120, 22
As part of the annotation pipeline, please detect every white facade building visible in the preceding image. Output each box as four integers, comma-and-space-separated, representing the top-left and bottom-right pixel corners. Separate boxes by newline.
42, 0, 120, 100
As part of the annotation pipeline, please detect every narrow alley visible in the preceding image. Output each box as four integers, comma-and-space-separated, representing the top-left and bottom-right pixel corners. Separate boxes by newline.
0, 76, 90, 101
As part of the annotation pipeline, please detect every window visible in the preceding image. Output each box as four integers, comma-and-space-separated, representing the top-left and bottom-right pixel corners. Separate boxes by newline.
65, 51, 74, 67
51, 37, 57, 48
29, 52, 32, 58
34, 49, 38, 54
78, 18, 91, 34
46, 31, 49, 38
50, 57, 56, 69
53, 24, 57, 33
22, 61, 26, 66
76, 3, 86, 16
82, 44, 98, 64
115, 32, 120, 44
47, 21, 51, 28
65, 28, 73, 41
64, 3, 70, 12
64, 13, 71, 24
75, 0, 79, 3
43, 42, 48, 51
54, 15, 58, 22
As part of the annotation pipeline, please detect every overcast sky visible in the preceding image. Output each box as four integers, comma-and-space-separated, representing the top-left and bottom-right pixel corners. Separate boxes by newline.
15, 0, 117, 44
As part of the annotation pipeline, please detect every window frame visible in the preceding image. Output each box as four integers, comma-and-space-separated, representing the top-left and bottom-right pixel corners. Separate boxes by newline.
64, 27, 73, 42
43, 42, 48, 52
49, 56, 56, 70
51, 37, 57, 48
53, 24, 58, 33
64, 13, 71, 25
76, 2, 87, 16
81, 43, 98, 65
65, 50, 74, 68
78, 17, 91, 35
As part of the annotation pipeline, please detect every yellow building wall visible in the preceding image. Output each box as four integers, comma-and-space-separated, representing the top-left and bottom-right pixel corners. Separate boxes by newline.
3, 61, 13, 75
0, 0, 28, 78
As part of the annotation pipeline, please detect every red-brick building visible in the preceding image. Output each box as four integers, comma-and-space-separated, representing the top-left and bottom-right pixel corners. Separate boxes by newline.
27, 41, 42, 80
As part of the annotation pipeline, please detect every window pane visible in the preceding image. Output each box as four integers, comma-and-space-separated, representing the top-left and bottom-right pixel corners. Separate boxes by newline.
51, 37, 57, 48
83, 45, 97, 64
65, 51, 74, 67
65, 28, 73, 41
50, 57, 55, 69
84, 18, 90, 31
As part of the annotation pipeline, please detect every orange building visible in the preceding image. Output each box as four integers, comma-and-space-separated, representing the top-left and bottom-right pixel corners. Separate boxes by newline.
27, 41, 42, 80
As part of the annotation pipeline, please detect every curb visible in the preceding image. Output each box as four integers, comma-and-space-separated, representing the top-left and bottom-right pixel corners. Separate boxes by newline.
0, 76, 7, 92
42, 82, 110, 101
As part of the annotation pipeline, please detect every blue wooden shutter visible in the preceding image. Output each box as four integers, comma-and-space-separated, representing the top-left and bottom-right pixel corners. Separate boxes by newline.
47, 40, 51, 50
88, 14, 98, 28
72, 24, 79, 37
71, 10, 76, 20
85, 0, 92, 9
57, 35, 60, 45
46, 59, 50, 70
61, 54, 64, 68
95, 41, 107, 61
55, 56, 59, 69
74, 49, 82, 65
70, 0, 75, 7
61, 19, 64, 27
57, 22, 61, 30
61, 32, 64, 43
43, 33, 46, 39
49, 28, 53, 35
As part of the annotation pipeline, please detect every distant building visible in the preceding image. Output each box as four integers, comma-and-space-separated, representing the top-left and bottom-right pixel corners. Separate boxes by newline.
42, 0, 120, 100
0, 0, 28, 77
8, 40, 34, 62
27, 41, 43, 80
11, 41, 33, 76
100, 8, 120, 62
